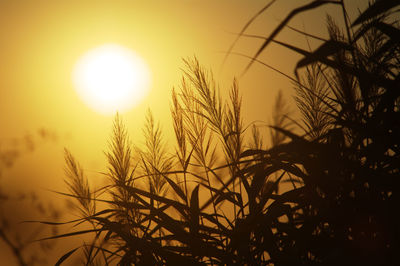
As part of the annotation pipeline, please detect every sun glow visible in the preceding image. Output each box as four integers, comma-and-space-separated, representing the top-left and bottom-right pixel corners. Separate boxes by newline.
72, 44, 151, 114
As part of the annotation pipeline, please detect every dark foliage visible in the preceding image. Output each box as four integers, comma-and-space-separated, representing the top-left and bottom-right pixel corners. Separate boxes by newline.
44, 1, 399, 265
237, 0, 400, 264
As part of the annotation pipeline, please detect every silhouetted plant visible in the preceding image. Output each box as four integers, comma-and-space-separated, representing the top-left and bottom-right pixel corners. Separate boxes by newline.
236, 0, 400, 264
43, 0, 399, 265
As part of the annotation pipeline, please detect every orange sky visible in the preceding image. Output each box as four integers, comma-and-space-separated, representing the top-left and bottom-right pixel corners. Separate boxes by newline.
0, 0, 367, 264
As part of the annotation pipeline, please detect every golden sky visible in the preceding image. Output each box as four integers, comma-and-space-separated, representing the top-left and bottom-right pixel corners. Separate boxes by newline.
0, 0, 367, 264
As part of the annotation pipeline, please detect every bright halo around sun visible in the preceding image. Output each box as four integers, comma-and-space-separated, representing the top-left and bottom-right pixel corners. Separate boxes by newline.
72, 44, 151, 115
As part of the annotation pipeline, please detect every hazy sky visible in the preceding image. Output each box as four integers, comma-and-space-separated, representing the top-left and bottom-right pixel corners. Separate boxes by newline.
0, 0, 367, 264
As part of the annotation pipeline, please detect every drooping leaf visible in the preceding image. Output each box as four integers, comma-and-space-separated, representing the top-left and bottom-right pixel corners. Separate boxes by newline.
375, 21, 400, 42
269, 126, 305, 142
200, 182, 239, 207
296, 40, 352, 68
240, 149, 267, 158
244, 0, 341, 73
222, 0, 277, 67
55, 247, 80, 266
214, 191, 240, 206
352, 0, 399, 26
124, 185, 188, 216
162, 173, 187, 202
39, 229, 102, 241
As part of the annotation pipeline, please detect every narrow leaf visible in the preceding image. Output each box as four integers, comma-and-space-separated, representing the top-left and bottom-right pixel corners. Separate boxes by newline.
244, 0, 340, 73
190, 185, 200, 233
55, 247, 80, 266
39, 229, 102, 241
163, 174, 187, 202
296, 40, 352, 68
352, 0, 399, 26
375, 22, 400, 41
240, 149, 267, 158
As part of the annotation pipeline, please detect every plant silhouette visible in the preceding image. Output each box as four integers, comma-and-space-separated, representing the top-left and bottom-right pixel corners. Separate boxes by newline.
42, 1, 399, 264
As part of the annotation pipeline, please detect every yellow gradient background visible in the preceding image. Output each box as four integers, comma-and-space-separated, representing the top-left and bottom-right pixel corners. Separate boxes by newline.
0, 1, 367, 264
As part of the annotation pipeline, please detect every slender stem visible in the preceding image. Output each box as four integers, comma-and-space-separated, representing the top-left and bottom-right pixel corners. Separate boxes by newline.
340, 0, 352, 44
0, 228, 27, 266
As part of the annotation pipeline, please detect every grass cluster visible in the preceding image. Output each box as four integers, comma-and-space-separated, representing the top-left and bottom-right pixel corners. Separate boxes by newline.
41, 1, 399, 265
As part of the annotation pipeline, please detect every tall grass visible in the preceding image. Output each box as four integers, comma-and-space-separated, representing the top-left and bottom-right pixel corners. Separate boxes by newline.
43, 0, 399, 264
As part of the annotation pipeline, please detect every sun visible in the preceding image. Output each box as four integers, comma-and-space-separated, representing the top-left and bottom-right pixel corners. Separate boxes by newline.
72, 44, 151, 115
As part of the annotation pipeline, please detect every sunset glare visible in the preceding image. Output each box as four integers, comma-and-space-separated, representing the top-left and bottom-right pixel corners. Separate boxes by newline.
2, 0, 391, 264
72, 44, 151, 114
